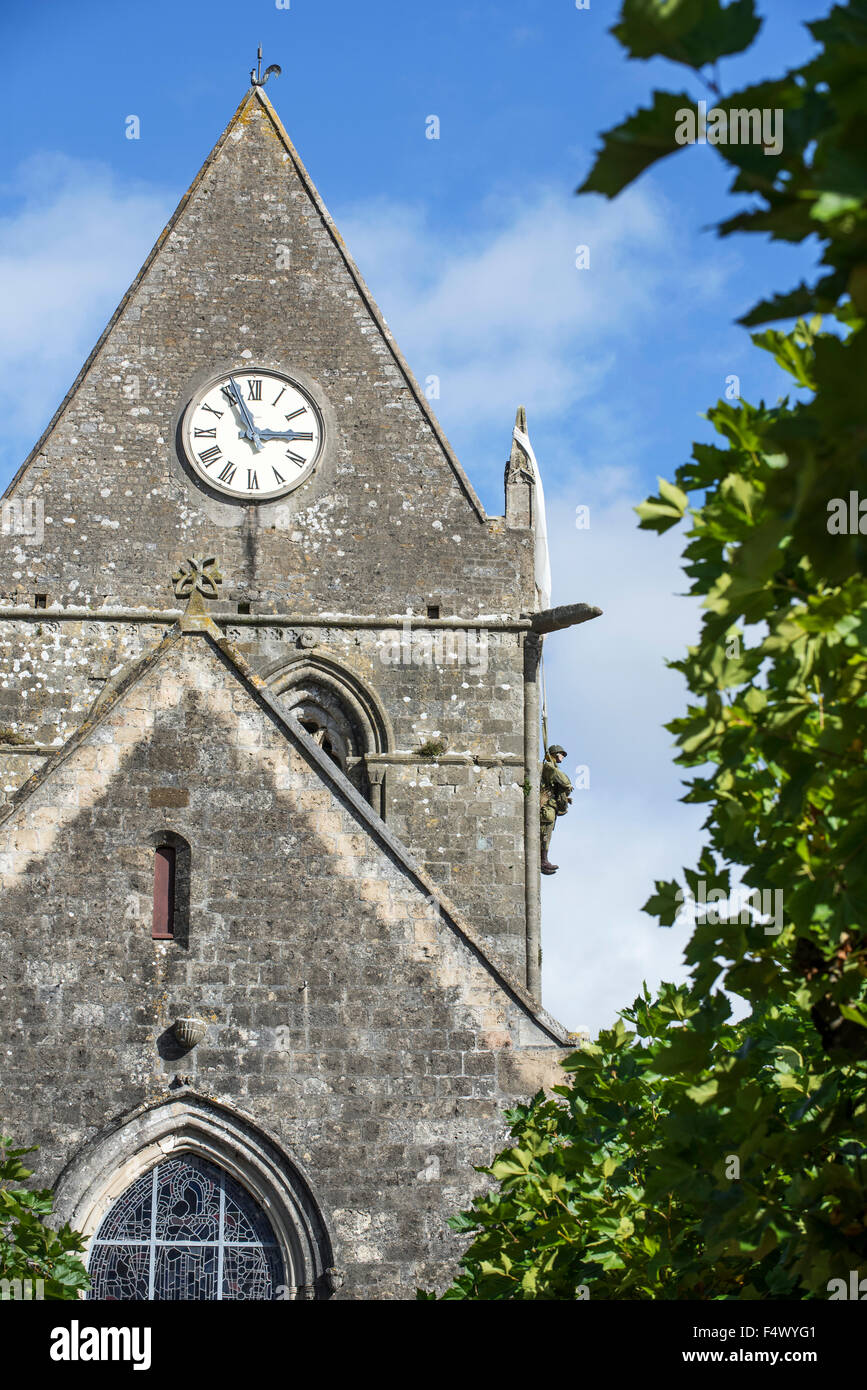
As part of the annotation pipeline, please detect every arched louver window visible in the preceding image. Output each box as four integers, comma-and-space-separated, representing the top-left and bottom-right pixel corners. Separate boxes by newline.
152, 846, 176, 940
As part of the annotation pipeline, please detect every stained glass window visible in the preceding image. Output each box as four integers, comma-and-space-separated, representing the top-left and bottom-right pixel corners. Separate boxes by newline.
87, 1154, 284, 1300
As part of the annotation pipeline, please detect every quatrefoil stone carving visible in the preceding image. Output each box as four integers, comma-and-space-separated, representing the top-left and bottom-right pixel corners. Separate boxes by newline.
172, 557, 223, 601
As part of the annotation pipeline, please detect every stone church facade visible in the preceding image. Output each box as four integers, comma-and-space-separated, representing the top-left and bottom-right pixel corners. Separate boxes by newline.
0, 85, 597, 1299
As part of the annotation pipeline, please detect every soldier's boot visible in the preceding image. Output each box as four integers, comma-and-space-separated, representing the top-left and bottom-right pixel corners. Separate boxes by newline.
540, 837, 558, 874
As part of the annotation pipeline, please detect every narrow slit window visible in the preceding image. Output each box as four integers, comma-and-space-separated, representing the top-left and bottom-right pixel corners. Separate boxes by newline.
152, 845, 176, 940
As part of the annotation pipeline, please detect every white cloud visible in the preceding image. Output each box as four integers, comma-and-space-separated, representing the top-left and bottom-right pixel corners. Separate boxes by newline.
0, 154, 171, 477
340, 183, 734, 440
539, 484, 706, 1034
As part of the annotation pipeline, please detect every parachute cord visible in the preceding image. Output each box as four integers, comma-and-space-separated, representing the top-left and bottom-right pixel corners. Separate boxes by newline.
540, 643, 549, 756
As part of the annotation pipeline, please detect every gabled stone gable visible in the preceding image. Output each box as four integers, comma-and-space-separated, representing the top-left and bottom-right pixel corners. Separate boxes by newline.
0, 606, 532, 982
0, 625, 563, 1296
0, 88, 534, 617
0, 85, 543, 989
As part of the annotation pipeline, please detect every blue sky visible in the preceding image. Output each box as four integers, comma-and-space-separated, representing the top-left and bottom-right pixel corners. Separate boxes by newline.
0, 0, 832, 1031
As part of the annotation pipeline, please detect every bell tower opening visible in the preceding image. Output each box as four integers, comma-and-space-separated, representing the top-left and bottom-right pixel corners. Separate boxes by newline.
299, 716, 341, 766
266, 655, 393, 820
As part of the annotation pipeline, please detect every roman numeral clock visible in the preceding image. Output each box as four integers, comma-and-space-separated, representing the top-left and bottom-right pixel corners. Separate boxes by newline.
181, 369, 324, 500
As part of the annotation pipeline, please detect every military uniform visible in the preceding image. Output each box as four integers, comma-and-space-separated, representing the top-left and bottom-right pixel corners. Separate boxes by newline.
540, 745, 571, 874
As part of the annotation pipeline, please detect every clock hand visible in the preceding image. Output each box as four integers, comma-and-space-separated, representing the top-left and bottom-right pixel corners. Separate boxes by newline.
237, 428, 310, 443
225, 377, 263, 450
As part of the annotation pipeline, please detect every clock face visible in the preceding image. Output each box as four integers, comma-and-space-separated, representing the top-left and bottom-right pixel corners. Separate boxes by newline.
181, 369, 324, 500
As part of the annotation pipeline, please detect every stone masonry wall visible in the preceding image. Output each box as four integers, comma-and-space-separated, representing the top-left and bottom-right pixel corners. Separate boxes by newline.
0, 615, 529, 976
0, 631, 560, 1297
0, 92, 535, 618
0, 85, 537, 982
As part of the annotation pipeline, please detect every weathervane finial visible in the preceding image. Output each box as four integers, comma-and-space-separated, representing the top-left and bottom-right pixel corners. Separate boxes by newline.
251, 44, 282, 88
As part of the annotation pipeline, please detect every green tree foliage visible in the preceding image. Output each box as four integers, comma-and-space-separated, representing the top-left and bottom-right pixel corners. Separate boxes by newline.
423, 0, 867, 1299
0, 1137, 90, 1299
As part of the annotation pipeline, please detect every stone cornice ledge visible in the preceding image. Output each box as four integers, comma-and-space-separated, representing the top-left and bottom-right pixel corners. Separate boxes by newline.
0, 605, 530, 628
0, 604, 602, 631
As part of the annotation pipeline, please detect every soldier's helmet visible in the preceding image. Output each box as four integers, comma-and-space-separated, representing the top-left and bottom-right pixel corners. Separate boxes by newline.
547, 744, 567, 758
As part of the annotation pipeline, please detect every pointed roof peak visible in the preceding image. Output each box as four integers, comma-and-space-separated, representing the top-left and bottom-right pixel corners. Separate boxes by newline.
509, 405, 531, 471
4, 74, 487, 525
197, 84, 489, 521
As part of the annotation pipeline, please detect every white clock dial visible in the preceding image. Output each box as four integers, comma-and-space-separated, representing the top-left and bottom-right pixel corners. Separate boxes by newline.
182, 369, 324, 500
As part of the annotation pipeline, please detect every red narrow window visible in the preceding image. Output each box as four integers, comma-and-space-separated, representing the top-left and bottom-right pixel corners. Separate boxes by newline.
152, 846, 176, 939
